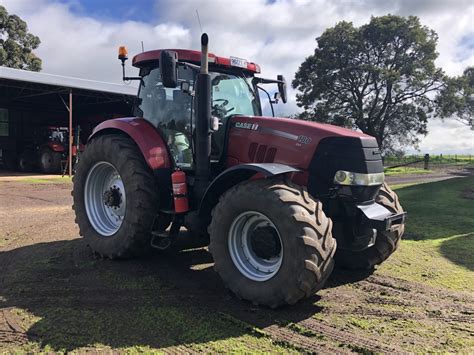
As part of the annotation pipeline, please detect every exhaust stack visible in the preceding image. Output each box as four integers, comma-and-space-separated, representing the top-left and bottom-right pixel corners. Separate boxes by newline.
200, 33, 209, 74
194, 33, 212, 198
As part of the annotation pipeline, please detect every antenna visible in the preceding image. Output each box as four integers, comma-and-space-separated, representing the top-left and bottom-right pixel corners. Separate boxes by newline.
141, 41, 144, 52
196, 9, 203, 33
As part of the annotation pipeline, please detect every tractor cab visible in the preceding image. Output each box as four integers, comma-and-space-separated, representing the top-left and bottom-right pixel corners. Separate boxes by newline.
43, 126, 68, 150
127, 48, 284, 169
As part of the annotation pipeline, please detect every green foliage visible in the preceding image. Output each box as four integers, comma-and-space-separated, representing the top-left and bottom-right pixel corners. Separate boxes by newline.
293, 15, 444, 153
0, 5, 42, 71
436, 67, 474, 126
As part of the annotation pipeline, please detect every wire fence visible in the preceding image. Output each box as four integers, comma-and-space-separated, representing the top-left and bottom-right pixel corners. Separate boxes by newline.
384, 154, 473, 170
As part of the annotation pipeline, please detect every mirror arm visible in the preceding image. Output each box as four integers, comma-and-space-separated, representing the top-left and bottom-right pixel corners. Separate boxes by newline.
121, 62, 143, 83
123, 76, 142, 81
253, 77, 285, 85
182, 62, 200, 71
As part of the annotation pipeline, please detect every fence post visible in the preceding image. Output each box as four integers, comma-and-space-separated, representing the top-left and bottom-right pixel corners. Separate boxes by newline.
424, 154, 430, 170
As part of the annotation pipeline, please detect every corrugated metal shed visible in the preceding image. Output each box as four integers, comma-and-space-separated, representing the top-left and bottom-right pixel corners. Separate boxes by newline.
0, 66, 137, 96
0, 66, 137, 174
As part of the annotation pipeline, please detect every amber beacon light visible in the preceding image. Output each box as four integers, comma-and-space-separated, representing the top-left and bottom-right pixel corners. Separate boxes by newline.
118, 46, 128, 61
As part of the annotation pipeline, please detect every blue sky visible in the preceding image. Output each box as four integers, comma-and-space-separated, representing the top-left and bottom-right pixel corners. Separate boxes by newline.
58, 0, 156, 22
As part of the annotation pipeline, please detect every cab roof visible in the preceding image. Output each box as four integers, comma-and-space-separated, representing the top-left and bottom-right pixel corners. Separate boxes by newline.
132, 49, 261, 74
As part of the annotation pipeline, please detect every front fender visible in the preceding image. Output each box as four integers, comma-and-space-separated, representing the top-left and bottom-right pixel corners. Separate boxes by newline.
89, 117, 171, 170
199, 163, 299, 220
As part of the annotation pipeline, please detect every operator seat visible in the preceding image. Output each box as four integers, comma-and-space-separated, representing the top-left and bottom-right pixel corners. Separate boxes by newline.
165, 90, 192, 166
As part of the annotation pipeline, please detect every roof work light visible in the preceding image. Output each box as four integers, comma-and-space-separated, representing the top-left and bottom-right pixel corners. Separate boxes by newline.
118, 46, 128, 62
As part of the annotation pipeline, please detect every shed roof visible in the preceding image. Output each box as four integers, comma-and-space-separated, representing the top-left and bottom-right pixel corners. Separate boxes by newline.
0, 66, 137, 96
0, 66, 137, 117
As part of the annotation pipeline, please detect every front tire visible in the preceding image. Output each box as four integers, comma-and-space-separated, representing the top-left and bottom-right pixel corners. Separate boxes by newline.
209, 179, 336, 308
72, 134, 160, 258
335, 183, 405, 270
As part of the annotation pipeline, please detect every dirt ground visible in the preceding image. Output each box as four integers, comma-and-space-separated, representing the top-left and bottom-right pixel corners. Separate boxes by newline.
0, 178, 473, 353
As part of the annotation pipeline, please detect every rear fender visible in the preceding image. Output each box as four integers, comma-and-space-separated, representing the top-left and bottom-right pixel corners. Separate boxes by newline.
199, 163, 299, 223
89, 117, 172, 170
89, 118, 173, 210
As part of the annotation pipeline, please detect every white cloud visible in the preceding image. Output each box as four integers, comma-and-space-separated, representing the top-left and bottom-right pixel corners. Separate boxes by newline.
410, 119, 474, 154
1, 0, 191, 83
1, 0, 473, 153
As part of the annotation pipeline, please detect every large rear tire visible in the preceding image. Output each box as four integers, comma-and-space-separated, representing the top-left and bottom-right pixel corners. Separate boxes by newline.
39, 147, 61, 173
209, 179, 337, 308
335, 183, 405, 270
72, 134, 160, 259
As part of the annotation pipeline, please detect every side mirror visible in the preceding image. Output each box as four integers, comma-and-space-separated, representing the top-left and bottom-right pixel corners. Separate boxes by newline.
277, 74, 287, 104
160, 50, 178, 88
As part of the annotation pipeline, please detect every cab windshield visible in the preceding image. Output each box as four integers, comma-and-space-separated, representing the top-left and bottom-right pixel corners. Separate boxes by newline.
137, 65, 260, 167
210, 72, 261, 118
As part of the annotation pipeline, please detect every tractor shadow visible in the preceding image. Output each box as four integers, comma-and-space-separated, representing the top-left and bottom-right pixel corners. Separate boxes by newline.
439, 232, 474, 271
0, 232, 331, 351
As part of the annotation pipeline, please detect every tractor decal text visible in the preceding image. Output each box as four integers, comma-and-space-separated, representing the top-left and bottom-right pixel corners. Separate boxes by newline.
233, 123, 312, 146
234, 122, 259, 130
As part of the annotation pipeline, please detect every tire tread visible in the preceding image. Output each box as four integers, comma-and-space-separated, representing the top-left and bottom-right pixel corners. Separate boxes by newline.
208, 178, 337, 307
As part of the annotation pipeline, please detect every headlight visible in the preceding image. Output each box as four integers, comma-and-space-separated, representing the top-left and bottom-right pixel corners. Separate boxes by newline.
333, 170, 384, 186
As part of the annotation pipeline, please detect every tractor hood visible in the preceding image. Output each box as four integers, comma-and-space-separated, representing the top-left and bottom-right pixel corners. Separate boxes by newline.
227, 115, 378, 170
230, 115, 373, 144
226, 115, 383, 201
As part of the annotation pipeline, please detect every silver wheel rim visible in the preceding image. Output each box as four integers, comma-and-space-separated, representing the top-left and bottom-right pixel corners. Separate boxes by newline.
228, 211, 283, 282
84, 161, 126, 236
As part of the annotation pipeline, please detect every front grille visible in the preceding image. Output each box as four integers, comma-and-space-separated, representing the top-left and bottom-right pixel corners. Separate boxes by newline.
248, 142, 258, 161
256, 145, 267, 162
265, 147, 276, 163
308, 137, 383, 201
248, 144, 277, 163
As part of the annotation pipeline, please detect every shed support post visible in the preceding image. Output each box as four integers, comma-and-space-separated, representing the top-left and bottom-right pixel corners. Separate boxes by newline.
69, 89, 73, 177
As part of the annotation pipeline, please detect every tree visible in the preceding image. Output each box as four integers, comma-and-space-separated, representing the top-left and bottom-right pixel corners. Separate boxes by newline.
0, 5, 41, 71
292, 15, 444, 153
436, 67, 473, 127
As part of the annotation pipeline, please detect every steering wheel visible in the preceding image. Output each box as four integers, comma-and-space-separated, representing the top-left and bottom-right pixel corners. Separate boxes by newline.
214, 99, 228, 105
212, 99, 235, 118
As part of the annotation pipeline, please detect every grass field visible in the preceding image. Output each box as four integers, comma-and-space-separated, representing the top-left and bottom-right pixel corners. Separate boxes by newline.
380, 177, 474, 291
16, 176, 73, 184
1, 176, 473, 353
384, 166, 434, 175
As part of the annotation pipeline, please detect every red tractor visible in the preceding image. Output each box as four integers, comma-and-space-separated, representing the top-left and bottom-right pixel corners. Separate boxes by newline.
19, 126, 68, 173
19, 126, 83, 173
73, 34, 405, 307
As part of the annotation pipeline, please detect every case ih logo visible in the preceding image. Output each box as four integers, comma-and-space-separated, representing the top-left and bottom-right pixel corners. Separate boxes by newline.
235, 122, 259, 130
297, 135, 312, 144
